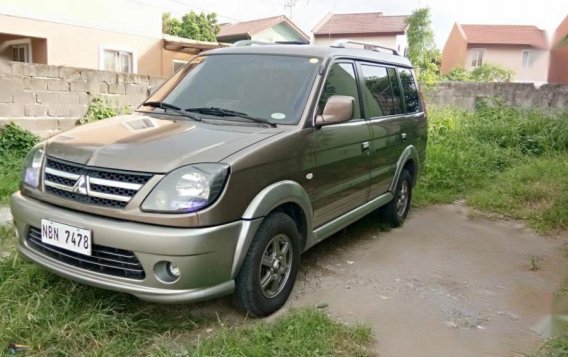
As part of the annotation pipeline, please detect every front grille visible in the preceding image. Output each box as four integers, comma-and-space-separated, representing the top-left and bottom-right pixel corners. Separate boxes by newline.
43, 157, 152, 209
27, 227, 145, 280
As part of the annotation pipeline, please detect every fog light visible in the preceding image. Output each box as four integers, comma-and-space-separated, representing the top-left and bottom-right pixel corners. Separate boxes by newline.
153, 261, 181, 283
167, 262, 181, 278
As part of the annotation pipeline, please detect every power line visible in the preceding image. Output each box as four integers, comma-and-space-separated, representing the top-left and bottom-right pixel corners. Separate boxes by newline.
123, 0, 243, 22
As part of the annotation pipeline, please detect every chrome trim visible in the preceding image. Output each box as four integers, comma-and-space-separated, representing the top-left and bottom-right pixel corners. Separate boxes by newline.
44, 180, 74, 192
90, 177, 143, 190
43, 158, 151, 207
45, 167, 80, 180
88, 190, 131, 202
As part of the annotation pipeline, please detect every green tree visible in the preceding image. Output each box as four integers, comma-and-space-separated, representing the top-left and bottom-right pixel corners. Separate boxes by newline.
162, 11, 220, 42
405, 8, 439, 85
162, 13, 181, 35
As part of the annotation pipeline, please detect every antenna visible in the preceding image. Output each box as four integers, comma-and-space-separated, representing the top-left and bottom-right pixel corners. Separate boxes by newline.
284, 0, 298, 18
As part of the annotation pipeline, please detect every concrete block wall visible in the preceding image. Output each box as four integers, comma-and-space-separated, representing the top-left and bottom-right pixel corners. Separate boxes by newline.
424, 82, 568, 112
0, 60, 166, 137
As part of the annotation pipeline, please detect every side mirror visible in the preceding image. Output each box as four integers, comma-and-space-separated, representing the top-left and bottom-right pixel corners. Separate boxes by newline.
315, 95, 354, 127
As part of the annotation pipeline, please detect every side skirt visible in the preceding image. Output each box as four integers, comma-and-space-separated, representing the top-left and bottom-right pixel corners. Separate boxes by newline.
308, 192, 394, 250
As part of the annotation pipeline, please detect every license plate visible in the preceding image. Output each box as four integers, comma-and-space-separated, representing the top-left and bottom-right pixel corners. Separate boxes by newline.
41, 219, 92, 256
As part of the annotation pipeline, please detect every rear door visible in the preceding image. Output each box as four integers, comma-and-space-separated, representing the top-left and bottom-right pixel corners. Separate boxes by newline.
312, 61, 373, 227
357, 62, 407, 198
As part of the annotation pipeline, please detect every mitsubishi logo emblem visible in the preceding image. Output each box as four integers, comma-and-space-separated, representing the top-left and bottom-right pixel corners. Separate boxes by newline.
72, 175, 89, 195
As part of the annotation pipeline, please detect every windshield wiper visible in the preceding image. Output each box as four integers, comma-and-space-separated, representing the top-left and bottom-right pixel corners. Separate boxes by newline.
141, 101, 201, 122
185, 107, 276, 127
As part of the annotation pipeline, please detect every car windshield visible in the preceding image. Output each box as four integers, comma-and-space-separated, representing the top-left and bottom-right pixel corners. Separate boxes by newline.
140, 54, 321, 125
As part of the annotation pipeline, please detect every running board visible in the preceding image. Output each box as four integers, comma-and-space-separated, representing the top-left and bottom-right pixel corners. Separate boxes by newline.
311, 192, 394, 246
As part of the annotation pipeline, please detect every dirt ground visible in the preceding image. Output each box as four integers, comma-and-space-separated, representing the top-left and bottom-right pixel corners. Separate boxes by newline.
274, 204, 568, 356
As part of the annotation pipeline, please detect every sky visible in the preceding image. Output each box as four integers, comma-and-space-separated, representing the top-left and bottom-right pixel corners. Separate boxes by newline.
148, 0, 568, 48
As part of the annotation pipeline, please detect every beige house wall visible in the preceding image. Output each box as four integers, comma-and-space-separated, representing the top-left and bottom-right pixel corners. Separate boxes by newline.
465, 45, 549, 83
161, 50, 197, 76
0, 14, 164, 76
0, 0, 162, 38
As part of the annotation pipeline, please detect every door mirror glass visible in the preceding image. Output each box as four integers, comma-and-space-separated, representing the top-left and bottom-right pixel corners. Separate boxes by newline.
315, 95, 354, 126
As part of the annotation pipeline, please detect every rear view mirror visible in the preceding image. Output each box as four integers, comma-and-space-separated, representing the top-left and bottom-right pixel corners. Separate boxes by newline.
315, 95, 354, 127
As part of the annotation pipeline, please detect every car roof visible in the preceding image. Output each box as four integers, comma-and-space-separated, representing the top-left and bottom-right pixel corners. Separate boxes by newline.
204, 44, 413, 68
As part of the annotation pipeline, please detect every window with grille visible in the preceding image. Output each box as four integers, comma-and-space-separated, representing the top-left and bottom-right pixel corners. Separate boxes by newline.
471, 48, 484, 67
103, 50, 133, 73
11, 44, 30, 63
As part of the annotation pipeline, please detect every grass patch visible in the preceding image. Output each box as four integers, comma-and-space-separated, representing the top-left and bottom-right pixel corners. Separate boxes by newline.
468, 156, 568, 232
0, 225, 201, 355
537, 336, 568, 357
0, 225, 372, 355
415, 105, 568, 232
154, 309, 372, 356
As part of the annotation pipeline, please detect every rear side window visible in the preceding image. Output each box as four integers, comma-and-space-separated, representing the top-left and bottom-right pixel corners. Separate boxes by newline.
360, 64, 399, 117
387, 67, 404, 114
399, 68, 421, 113
318, 63, 361, 119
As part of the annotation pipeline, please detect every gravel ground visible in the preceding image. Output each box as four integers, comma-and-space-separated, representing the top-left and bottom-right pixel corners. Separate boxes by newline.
0, 206, 11, 225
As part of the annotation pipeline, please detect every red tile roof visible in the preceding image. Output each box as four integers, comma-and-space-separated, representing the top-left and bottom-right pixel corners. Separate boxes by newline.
217, 15, 309, 42
460, 24, 548, 48
313, 12, 408, 36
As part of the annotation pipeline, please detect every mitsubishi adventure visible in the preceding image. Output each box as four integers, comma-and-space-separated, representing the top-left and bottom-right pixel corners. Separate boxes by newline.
11, 41, 427, 317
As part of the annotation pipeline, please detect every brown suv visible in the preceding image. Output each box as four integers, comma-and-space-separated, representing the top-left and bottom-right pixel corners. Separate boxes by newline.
11, 41, 427, 317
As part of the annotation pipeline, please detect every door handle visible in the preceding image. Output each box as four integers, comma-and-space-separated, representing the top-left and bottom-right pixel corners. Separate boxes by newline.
401, 132, 407, 141
361, 141, 370, 154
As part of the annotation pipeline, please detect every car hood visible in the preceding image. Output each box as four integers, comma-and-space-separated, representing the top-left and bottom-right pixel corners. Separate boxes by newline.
46, 113, 282, 173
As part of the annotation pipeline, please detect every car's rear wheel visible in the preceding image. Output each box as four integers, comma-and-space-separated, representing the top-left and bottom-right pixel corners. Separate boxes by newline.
234, 212, 300, 317
381, 169, 413, 227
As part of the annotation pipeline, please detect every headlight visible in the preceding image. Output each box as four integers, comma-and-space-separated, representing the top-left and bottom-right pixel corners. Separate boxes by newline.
22, 143, 46, 189
141, 163, 229, 213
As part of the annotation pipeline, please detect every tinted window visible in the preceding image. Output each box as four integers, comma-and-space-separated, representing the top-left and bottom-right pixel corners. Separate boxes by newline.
399, 68, 421, 113
360, 65, 397, 117
143, 54, 320, 124
318, 63, 361, 119
387, 67, 404, 114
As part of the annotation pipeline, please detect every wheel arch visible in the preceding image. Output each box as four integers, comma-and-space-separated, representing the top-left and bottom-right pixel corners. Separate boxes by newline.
390, 145, 420, 192
231, 180, 313, 278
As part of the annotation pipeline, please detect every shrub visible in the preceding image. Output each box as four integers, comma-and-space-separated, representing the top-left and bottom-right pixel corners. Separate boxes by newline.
0, 122, 39, 158
79, 97, 126, 125
442, 64, 513, 83
470, 64, 513, 82
0, 123, 39, 203
414, 105, 568, 231
443, 67, 471, 82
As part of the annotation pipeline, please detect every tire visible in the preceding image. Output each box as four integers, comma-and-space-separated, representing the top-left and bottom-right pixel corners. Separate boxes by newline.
381, 169, 413, 227
234, 212, 301, 317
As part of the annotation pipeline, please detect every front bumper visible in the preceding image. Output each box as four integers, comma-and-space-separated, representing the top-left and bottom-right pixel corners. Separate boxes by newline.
10, 192, 249, 303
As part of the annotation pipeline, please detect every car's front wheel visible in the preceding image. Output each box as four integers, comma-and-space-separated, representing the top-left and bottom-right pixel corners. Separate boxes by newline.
234, 212, 300, 317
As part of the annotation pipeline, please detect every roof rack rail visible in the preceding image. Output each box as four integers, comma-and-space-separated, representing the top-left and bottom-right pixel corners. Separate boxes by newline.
330, 39, 399, 56
234, 40, 307, 46
275, 40, 308, 45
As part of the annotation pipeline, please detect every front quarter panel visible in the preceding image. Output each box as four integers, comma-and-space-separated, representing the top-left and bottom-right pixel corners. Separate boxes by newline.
230, 180, 314, 277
